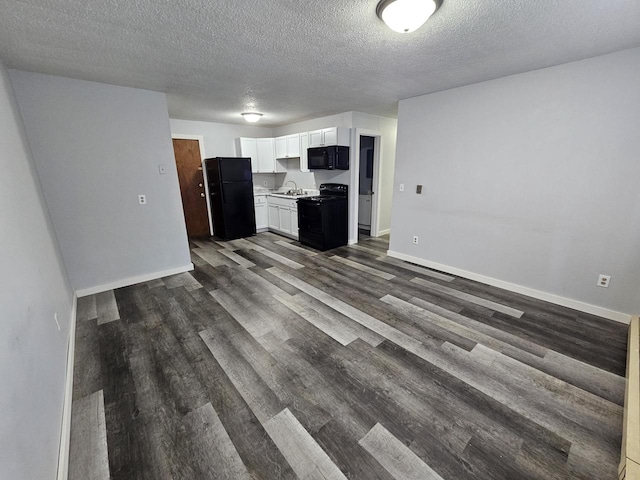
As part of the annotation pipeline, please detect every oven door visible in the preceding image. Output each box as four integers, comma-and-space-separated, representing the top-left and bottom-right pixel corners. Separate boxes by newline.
298, 200, 324, 235
308, 147, 330, 170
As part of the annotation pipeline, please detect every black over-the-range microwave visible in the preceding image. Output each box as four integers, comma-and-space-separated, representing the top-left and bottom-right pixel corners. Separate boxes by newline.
307, 146, 350, 170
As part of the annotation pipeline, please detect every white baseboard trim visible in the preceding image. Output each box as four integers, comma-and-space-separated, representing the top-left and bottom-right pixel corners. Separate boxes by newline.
376, 229, 391, 236
57, 293, 78, 480
387, 250, 631, 324
76, 263, 194, 297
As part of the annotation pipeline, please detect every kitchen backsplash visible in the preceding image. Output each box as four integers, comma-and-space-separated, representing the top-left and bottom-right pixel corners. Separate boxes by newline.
254, 159, 350, 190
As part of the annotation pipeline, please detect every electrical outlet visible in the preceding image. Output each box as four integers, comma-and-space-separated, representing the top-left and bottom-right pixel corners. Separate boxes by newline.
399, 183, 405, 192
138, 194, 147, 205
158, 164, 168, 175
412, 236, 419, 245
597, 274, 611, 288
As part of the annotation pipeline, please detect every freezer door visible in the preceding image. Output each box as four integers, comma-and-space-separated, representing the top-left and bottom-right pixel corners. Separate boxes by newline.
219, 157, 252, 182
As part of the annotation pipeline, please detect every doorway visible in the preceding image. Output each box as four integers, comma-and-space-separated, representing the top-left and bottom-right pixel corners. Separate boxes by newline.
358, 136, 375, 239
172, 138, 210, 238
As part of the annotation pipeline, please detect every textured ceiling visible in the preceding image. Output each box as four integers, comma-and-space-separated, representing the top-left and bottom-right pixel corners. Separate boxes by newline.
1, 0, 640, 126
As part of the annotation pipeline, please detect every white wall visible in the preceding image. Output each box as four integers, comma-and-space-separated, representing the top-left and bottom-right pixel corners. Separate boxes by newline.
170, 118, 274, 157
0, 62, 74, 480
10, 71, 192, 293
390, 47, 640, 317
272, 112, 353, 136
352, 113, 398, 234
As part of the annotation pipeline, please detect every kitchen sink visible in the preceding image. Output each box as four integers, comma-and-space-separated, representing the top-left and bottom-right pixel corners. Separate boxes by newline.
270, 191, 312, 198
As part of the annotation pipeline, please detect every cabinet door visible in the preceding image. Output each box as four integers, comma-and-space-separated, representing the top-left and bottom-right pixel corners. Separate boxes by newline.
322, 128, 337, 146
257, 138, 275, 173
268, 204, 280, 230
299, 132, 309, 172
275, 136, 287, 159
286, 134, 300, 157
279, 206, 292, 234
309, 129, 323, 148
239, 138, 259, 173
290, 208, 298, 238
255, 203, 268, 230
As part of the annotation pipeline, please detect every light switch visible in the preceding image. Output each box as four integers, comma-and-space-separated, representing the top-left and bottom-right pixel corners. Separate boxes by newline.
416, 185, 423, 194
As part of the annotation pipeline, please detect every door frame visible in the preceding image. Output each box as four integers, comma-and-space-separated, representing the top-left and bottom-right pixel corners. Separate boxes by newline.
171, 134, 212, 236
349, 129, 383, 243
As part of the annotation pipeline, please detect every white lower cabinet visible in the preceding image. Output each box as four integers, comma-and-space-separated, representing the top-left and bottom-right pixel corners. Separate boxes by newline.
279, 207, 292, 234
268, 203, 280, 230
267, 196, 299, 239
254, 195, 268, 231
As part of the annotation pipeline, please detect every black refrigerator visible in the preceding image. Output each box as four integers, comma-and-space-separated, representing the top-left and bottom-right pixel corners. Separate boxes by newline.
205, 157, 256, 240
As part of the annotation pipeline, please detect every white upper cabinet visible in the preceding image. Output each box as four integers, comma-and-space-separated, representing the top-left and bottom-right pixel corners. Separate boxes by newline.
238, 137, 259, 173
275, 136, 287, 159
238, 137, 280, 173
308, 130, 323, 148
286, 134, 300, 157
299, 132, 310, 172
308, 127, 350, 148
275, 134, 301, 159
323, 128, 337, 146
256, 138, 276, 173
240, 127, 348, 173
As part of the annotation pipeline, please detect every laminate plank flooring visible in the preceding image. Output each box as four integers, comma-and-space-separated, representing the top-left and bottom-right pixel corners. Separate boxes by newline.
411, 276, 525, 318
69, 390, 110, 480
70, 232, 628, 480
95, 290, 120, 325
359, 423, 445, 480
263, 408, 347, 480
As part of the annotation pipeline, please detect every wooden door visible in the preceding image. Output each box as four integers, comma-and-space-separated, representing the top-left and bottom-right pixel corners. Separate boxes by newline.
172, 139, 210, 238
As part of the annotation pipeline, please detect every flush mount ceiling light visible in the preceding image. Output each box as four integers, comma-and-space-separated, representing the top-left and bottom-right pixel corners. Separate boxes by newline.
241, 112, 263, 123
376, 0, 442, 33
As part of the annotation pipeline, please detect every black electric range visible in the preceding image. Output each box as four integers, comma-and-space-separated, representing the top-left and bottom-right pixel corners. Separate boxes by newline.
297, 183, 348, 251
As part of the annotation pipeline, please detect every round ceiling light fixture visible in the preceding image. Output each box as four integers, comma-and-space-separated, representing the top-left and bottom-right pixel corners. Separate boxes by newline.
376, 0, 442, 33
241, 112, 263, 123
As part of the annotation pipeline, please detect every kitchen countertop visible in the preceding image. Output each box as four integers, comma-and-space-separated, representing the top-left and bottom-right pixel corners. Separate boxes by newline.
253, 187, 318, 198
269, 192, 316, 199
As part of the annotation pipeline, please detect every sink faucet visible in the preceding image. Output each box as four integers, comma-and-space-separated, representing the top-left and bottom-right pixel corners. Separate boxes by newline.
285, 180, 298, 193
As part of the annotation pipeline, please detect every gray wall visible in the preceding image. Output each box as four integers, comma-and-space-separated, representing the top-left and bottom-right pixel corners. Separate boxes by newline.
0, 62, 74, 479
390, 47, 640, 315
10, 71, 191, 293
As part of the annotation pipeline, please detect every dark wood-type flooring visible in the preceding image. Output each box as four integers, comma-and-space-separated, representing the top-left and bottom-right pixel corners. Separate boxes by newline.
70, 232, 628, 480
